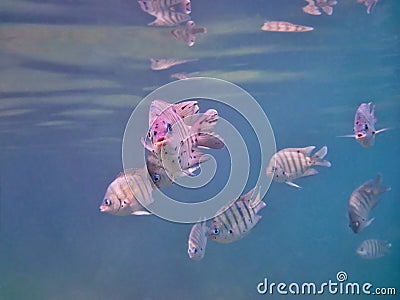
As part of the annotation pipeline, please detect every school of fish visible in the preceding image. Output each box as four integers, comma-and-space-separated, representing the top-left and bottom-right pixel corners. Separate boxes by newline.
100, 0, 393, 263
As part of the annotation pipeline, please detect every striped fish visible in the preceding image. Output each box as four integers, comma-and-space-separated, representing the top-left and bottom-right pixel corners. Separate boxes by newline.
138, 0, 191, 27
356, 239, 391, 259
266, 146, 331, 188
348, 174, 390, 233
171, 21, 207, 47
188, 222, 209, 261
150, 58, 197, 70
99, 167, 155, 216
209, 187, 266, 244
261, 21, 314, 32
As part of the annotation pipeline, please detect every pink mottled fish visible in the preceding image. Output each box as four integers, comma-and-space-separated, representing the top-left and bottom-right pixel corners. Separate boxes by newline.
138, 0, 191, 27
339, 102, 390, 147
357, 0, 379, 14
261, 21, 314, 32
171, 20, 207, 47
150, 58, 197, 70
142, 100, 224, 179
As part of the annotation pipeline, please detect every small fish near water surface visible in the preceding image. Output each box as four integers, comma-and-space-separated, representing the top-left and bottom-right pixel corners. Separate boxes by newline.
348, 174, 390, 234
171, 20, 207, 47
261, 21, 314, 32
138, 0, 191, 27
150, 58, 198, 70
338, 102, 390, 147
266, 146, 331, 188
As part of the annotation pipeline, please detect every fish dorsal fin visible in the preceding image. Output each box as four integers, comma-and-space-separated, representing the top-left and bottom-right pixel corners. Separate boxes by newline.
149, 100, 171, 127
241, 186, 261, 209
173, 101, 199, 119
249, 190, 262, 209
300, 146, 316, 155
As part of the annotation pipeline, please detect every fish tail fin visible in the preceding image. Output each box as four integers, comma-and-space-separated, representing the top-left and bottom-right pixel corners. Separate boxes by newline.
192, 109, 225, 149
311, 146, 331, 167
372, 173, 391, 194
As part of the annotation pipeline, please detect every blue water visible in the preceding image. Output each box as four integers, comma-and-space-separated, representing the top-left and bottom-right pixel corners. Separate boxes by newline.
1, 0, 399, 299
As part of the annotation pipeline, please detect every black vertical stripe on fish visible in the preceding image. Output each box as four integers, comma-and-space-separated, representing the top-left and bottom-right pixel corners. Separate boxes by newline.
233, 202, 248, 232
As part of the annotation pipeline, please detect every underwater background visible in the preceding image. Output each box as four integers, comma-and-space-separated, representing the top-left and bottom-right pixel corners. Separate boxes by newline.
0, 0, 399, 299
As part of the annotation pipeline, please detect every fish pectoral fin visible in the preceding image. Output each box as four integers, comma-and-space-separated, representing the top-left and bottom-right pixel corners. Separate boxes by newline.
285, 181, 302, 189
302, 168, 319, 177
141, 137, 154, 152
373, 127, 391, 135
362, 217, 375, 229
337, 134, 355, 138
132, 210, 152, 216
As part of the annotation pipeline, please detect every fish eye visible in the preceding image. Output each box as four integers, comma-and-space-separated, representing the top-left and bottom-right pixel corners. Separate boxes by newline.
213, 227, 220, 235
147, 130, 151, 138
104, 198, 111, 206
152, 174, 161, 182
360, 247, 364, 251
355, 221, 359, 227
363, 124, 368, 130
166, 123, 172, 132
194, 248, 198, 254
